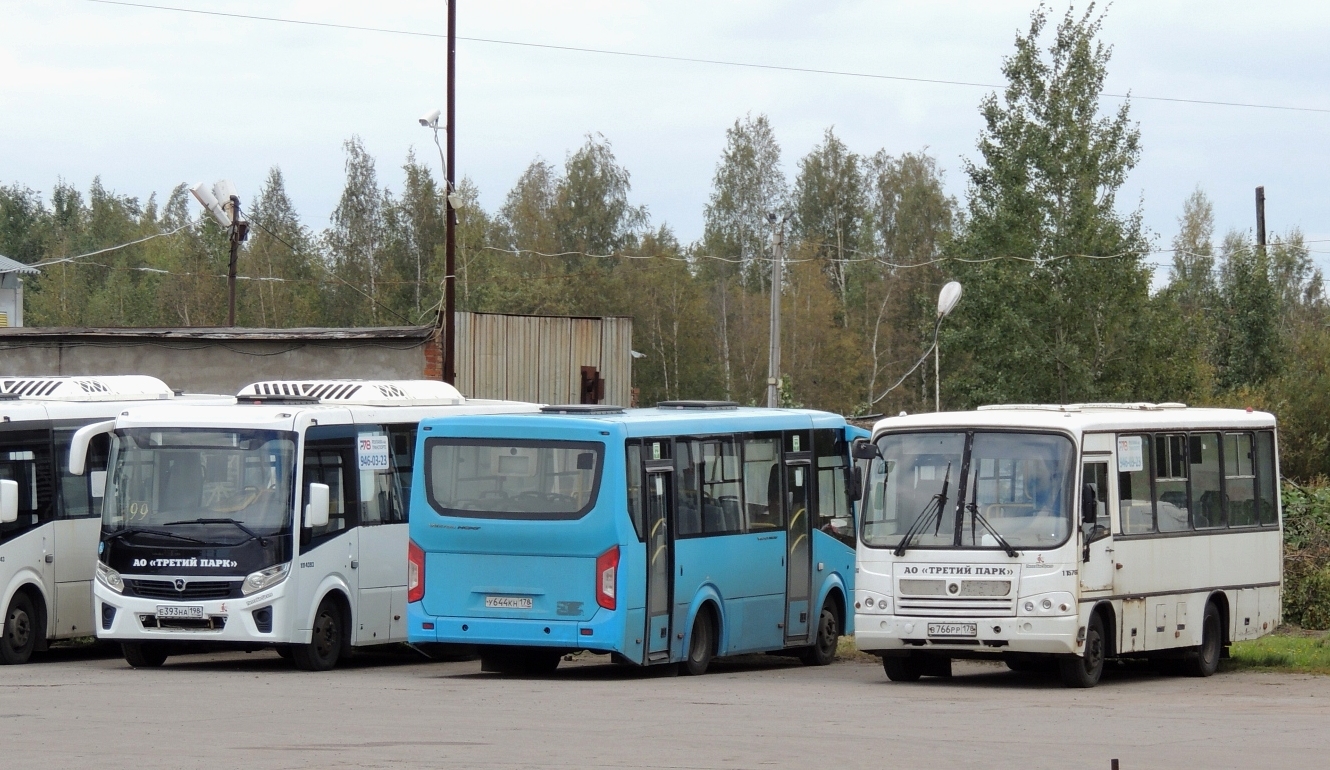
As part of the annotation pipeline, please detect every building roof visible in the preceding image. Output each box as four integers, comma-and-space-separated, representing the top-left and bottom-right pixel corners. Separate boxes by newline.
0, 254, 39, 275
0, 324, 436, 341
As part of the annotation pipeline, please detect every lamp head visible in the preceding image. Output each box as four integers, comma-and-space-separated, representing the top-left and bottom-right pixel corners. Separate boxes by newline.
419, 109, 441, 128
937, 281, 963, 318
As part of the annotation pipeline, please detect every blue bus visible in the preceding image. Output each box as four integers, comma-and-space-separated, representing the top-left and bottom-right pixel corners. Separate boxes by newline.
406, 401, 867, 674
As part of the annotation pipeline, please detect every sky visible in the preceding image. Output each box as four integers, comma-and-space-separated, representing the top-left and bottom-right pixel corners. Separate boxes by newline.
3, 0, 1329, 281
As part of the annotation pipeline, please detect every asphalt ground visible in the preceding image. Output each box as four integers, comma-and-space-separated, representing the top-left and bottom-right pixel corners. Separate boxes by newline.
2, 644, 1327, 770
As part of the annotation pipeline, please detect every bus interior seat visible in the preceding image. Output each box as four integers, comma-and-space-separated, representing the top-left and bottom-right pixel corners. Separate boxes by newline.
162, 457, 203, 510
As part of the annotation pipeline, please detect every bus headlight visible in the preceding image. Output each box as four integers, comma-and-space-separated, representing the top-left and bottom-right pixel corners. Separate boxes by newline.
856, 592, 891, 614
1017, 592, 1075, 617
242, 563, 290, 596
96, 561, 124, 594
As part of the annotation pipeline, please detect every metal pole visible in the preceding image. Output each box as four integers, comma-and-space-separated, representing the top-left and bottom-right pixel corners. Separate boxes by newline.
442, 0, 457, 384
934, 341, 940, 412
227, 195, 239, 327
1255, 186, 1266, 249
766, 220, 784, 408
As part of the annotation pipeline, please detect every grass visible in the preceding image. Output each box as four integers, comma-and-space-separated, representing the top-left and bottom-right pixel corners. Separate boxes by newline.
1225, 628, 1330, 675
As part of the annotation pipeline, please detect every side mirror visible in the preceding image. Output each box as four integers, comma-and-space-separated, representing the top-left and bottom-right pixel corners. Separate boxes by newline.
1081, 483, 1098, 525
852, 441, 881, 461
69, 420, 116, 476
305, 483, 330, 529
849, 465, 864, 502
0, 479, 18, 524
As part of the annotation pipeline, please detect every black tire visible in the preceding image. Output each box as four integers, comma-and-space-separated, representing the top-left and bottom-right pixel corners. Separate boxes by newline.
292, 598, 344, 671
684, 610, 715, 676
1184, 602, 1222, 678
1, 592, 39, 665
1059, 612, 1106, 688
882, 654, 923, 682
799, 602, 840, 666
121, 642, 169, 668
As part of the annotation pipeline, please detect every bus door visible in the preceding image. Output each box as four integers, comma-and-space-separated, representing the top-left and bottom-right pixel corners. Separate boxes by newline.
1080, 456, 1114, 593
644, 449, 674, 662
784, 430, 813, 643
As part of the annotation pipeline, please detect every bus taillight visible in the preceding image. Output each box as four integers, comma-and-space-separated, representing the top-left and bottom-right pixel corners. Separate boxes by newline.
596, 545, 620, 610
407, 540, 425, 604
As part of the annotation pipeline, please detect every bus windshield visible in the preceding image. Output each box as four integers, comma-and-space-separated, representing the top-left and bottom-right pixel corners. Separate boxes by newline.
424, 438, 603, 520
103, 429, 298, 542
862, 431, 1074, 551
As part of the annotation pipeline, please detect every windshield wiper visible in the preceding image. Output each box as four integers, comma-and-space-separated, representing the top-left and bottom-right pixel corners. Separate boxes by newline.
894, 463, 951, 557
164, 518, 269, 546
104, 527, 204, 545
964, 502, 1018, 557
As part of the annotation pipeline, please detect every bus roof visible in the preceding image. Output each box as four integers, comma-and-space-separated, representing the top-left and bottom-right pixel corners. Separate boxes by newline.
418, 405, 851, 439
871, 404, 1276, 436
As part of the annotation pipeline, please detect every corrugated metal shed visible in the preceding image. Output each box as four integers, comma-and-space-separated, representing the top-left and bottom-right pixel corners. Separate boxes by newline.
455, 311, 633, 407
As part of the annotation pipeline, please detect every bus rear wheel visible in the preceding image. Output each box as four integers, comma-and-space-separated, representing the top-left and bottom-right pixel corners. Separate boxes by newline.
1, 592, 38, 665
293, 598, 344, 671
684, 611, 715, 676
799, 601, 839, 666
1058, 613, 1106, 688
122, 642, 169, 668
1184, 602, 1222, 678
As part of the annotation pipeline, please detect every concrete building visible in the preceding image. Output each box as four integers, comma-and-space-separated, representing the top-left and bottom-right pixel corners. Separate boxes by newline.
0, 254, 37, 328
0, 311, 633, 405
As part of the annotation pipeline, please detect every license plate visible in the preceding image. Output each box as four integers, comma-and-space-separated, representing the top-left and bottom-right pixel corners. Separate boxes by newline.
927, 622, 977, 638
156, 605, 205, 620
484, 596, 533, 610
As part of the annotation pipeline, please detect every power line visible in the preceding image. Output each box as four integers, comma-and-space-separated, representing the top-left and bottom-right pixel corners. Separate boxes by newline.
30, 218, 201, 267
82, 0, 1330, 116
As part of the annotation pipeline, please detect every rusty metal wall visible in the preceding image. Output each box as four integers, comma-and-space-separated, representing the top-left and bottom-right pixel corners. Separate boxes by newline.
456, 312, 632, 407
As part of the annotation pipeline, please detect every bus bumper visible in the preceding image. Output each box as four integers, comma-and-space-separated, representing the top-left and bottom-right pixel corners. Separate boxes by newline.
408, 602, 625, 654
854, 613, 1081, 655
93, 577, 296, 645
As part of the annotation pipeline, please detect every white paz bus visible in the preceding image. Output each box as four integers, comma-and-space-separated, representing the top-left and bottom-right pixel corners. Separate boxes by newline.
72, 380, 536, 670
2, 376, 227, 664
853, 403, 1280, 688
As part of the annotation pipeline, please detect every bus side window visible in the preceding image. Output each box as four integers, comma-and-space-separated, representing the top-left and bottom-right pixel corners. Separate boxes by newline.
698, 438, 742, 535
743, 437, 782, 531
1117, 434, 1153, 534
674, 441, 701, 537
1255, 431, 1278, 526
626, 442, 645, 540
1154, 434, 1189, 532
1224, 432, 1258, 527
389, 425, 416, 523
57, 431, 109, 519
0, 430, 53, 532
814, 429, 854, 547
303, 446, 351, 542
1190, 432, 1224, 529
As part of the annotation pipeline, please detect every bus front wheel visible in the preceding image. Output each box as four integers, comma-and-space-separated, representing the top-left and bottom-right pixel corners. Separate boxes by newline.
1058, 613, 1106, 688
684, 611, 715, 676
1, 592, 38, 665
122, 642, 169, 668
1184, 602, 1222, 678
799, 601, 840, 666
882, 654, 923, 681
293, 598, 344, 671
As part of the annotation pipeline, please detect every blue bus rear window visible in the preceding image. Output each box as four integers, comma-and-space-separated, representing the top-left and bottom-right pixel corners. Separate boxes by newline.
424, 438, 604, 520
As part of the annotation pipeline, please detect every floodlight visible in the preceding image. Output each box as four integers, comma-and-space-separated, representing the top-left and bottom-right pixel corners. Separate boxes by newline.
190, 182, 231, 228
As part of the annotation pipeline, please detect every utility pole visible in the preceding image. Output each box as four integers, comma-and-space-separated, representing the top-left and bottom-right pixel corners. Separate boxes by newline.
442, 0, 457, 384
766, 213, 787, 408
226, 195, 248, 327
1255, 186, 1267, 250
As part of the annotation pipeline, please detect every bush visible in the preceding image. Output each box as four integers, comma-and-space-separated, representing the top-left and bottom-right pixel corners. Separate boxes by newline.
1281, 481, 1330, 629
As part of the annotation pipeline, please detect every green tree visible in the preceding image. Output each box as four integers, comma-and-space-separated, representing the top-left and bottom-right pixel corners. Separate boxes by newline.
944, 4, 1175, 406
1215, 231, 1281, 391
792, 127, 866, 315
242, 167, 322, 327
324, 136, 385, 326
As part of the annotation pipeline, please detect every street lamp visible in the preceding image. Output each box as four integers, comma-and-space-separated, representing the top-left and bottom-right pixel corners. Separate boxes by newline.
934, 281, 963, 411
189, 180, 249, 327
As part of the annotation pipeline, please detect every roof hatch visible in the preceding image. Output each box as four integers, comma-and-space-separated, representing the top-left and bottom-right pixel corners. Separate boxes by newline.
656, 400, 739, 410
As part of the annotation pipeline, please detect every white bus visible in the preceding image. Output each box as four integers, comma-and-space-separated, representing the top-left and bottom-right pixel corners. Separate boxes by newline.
1, 376, 228, 665
853, 403, 1281, 688
74, 380, 537, 670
